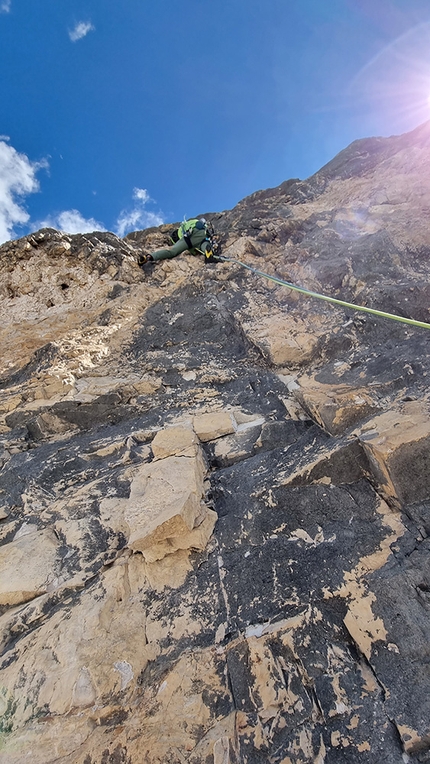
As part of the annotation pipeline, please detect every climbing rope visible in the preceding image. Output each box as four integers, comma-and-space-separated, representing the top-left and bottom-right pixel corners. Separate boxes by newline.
218, 256, 430, 331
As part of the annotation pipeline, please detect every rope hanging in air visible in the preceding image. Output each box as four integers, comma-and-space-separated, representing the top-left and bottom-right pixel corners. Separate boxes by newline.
218, 256, 430, 331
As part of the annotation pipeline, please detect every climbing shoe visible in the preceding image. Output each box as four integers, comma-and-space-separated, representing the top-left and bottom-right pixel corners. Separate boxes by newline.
138, 253, 153, 267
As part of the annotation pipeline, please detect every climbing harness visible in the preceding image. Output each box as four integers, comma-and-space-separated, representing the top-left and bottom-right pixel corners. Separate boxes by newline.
190, 221, 219, 262
218, 256, 430, 331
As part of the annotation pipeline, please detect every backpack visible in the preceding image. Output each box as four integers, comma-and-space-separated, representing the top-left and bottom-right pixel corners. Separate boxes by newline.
177, 218, 206, 240
171, 218, 219, 256
167, 219, 203, 244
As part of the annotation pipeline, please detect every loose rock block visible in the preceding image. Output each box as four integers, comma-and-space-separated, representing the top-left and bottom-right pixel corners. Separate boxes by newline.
357, 405, 430, 505
151, 424, 198, 459
141, 508, 217, 562
125, 451, 207, 551
296, 381, 379, 435
193, 411, 236, 442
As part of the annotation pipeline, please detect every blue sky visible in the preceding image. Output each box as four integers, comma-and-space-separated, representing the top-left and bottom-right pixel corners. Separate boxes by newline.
1, 0, 430, 243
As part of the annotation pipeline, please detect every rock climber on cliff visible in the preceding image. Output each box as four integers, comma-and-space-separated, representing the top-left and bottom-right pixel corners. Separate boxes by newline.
138, 218, 219, 267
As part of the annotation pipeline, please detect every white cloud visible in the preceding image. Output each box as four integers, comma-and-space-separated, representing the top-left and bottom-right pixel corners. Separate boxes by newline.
133, 188, 150, 203
1, 1, 11, 13
115, 187, 164, 237
0, 141, 47, 244
0, 150, 163, 244
69, 21, 95, 42
40, 209, 106, 234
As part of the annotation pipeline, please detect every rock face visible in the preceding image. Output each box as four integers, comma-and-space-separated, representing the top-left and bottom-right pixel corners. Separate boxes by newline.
1, 123, 430, 763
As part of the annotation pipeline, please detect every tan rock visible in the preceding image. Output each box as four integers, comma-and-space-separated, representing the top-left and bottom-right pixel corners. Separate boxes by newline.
151, 423, 198, 459
3, 129, 430, 764
213, 736, 231, 764
242, 315, 323, 366
0, 529, 59, 606
40, 377, 73, 399
125, 450, 207, 551
132, 376, 162, 394
74, 375, 122, 396
396, 723, 425, 753
101, 648, 234, 764
0, 393, 22, 414
144, 547, 195, 591
91, 439, 125, 457
356, 404, 430, 505
74, 374, 145, 399
222, 236, 260, 260
193, 410, 237, 441
335, 497, 406, 659
141, 508, 217, 562
233, 409, 265, 426
0, 557, 150, 741
296, 378, 379, 435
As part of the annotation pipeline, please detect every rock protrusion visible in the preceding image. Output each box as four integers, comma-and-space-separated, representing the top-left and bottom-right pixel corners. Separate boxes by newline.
0, 527, 59, 606
125, 421, 217, 563
356, 404, 430, 506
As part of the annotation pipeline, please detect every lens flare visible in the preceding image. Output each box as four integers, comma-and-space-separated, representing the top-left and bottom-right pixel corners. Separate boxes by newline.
348, 22, 430, 130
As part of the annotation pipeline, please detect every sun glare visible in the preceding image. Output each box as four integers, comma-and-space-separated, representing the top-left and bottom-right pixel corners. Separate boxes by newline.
349, 22, 430, 129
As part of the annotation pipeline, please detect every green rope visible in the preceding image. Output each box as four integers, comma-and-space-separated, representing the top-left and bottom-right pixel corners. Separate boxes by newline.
219, 256, 430, 331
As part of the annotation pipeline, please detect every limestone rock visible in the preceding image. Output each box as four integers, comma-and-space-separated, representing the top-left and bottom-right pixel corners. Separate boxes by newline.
125, 449, 208, 552
2, 123, 430, 762
141, 508, 217, 563
193, 411, 237, 441
357, 403, 430, 506
295, 376, 380, 434
243, 314, 324, 366
0, 528, 59, 605
151, 423, 198, 459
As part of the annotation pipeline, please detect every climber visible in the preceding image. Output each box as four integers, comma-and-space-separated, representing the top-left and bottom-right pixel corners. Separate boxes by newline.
138, 218, 219, 267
